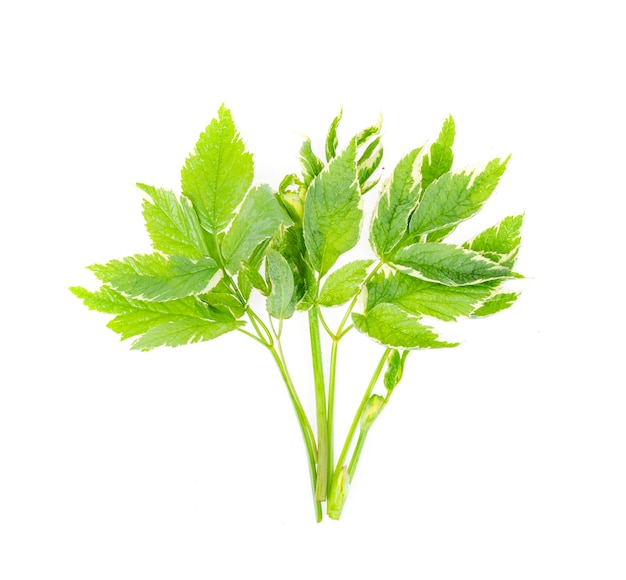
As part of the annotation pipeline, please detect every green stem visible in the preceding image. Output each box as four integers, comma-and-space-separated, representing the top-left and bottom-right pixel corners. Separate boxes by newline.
348, 430, 368, 479
334, 348, 391, 473
327, 338, 339, 496
308, 306, 329, 502
268, 344, 322, 522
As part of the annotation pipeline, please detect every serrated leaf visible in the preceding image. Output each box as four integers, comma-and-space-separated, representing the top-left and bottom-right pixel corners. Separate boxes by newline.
463, 214, 523, 268
300, 138, 324, 188
199, 280, 246, 318
89, 253, 222, 301
318, 259, 373, 307
181, 105, 254, 233
409, 157, 509, 237
325, 109, 343, 161
420, 116, 455, 192
393, 242, 515, 287
138, 183, 210, 259
352, 303, 458, 349
131, 318, 244, 351
221, 184, 292, 274
370, 147, 424, 258
266, 249, 295, 319
303, 140, 361, 276
471, 291, 519, 317
70, 285, 219, 340
366, 270, 493, 321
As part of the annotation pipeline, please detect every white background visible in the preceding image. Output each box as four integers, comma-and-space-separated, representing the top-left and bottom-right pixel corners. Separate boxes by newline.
1, 1, 625, 578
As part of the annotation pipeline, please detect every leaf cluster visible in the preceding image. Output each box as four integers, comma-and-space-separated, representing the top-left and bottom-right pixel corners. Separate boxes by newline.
72, 105, 522, 353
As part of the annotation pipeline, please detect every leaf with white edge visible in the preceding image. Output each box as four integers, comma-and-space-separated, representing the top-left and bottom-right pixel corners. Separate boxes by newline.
326, 109, 342, 161
471, 291, 519, 317
352, 303, 458, 349
199, 280, 246, 318
130, 318, 244, 351
138, 183, 210, 259
463, 214, 523, 268
358, 137, 383, 194
319, 259, 373, 307
303, 140, 361, 276
300, 138, 324, 187
409, 157, 509, 237
69, 285, 219, 340
384, 350, 407, 392
370, 147, 424, 258
366, 270, 493, 321
393, 243, 516, 286
266, 249, 295, 319
420, 115, 455, 192
221, 184, 292, 274
89, 253, 222, 301
181, 105, 254, 233
239, 261, 270, 296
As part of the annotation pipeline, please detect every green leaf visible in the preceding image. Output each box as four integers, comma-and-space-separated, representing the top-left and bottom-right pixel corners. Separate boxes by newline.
370, 147, 423, 258
239, 261, 270, 296
138, 183, 210, 259
463, 214, 523, 268
471, 291, 519, 317
318, 259, 373, 308
393, 243, 516, 286
383, 350, 406, 392
325, 109, 343, 161
366, 270, 493, 321
130, 318, 244, 351
70, 285, 219, 340
181, 105, 254, 233
221, 184, 292, 273
266, 249, 296, 319
89, 253, 222, 301
357, 137, 383, 194
420, 115, 455, 192
300, 138, 324, 188
199, 280, 246, 318
352, 303, 457, 349
303, 140, 361, 276
409, 157, 509, 237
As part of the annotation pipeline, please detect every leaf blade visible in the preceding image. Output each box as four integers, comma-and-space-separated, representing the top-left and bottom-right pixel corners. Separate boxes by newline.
318, 259, 373, 307
88, 253, 222, 301
393, 242, 515, 286
266, 249, 296, 319
221, 184, 292, 274
138, 184, 210, 259
181, 105, 254, 233
303, 140, 361, 276
370, 147, 423, 258
352, 303, 458, 349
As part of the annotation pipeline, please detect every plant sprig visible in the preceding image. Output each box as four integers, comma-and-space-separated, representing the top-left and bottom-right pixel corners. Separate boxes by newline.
71, 105, 524, 521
